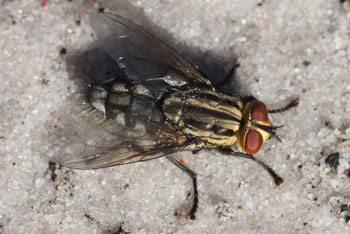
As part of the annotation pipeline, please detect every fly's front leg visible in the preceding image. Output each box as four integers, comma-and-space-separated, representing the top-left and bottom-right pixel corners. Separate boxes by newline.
218, 148, 284, 186
269, 98, 300, 114
166, 155, 198, 221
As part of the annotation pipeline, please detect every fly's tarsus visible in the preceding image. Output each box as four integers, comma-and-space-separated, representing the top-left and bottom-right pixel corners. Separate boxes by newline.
219, 148, 284, 186
269, 98, 300, 114
166, 155, 198, 221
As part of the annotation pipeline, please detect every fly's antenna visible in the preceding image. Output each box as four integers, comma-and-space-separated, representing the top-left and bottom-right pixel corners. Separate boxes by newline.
254, 123, 282, 142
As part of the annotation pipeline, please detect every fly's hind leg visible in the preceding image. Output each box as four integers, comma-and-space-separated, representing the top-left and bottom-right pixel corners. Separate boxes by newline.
269, 98, 300, 114
166, 155, 198, 221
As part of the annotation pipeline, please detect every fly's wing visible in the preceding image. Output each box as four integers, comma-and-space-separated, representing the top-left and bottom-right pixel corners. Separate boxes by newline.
91, 12, 215, 95
59, 116, 189, 169
58, 13, 208, 169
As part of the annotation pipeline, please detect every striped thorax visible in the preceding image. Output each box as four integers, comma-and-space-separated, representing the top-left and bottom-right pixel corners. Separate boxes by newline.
163, 89, 273, 153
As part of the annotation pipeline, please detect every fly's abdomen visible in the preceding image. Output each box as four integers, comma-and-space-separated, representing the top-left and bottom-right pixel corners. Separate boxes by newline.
163, 89, 244, 147
90, 82, 165, 128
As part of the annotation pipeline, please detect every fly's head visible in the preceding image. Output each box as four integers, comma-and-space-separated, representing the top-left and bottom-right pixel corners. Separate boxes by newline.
237, 100, 280, 155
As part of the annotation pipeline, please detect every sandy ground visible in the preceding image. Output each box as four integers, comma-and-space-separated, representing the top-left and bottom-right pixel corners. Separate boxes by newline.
1, 0, 350, 233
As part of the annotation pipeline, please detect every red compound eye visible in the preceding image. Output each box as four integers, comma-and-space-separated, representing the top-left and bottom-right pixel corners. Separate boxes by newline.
244, 130, 263, 154
251, 101, 268, 121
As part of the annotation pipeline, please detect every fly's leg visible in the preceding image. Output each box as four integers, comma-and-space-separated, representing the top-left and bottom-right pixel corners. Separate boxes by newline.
216, 57, 240, 87
166, 155, 198, 221
218, 148, 284, 186
269, 98, 300, 114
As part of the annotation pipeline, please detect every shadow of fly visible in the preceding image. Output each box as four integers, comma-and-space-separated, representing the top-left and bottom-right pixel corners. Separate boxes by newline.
60, 12, 299, 221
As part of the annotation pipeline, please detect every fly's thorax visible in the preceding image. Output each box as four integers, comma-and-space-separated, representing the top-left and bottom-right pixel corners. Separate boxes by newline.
237, 100, 272, 154
163, 89, 244, 147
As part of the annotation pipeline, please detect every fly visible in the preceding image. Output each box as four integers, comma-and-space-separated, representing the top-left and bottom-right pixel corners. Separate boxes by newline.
60, 12, 299, 221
